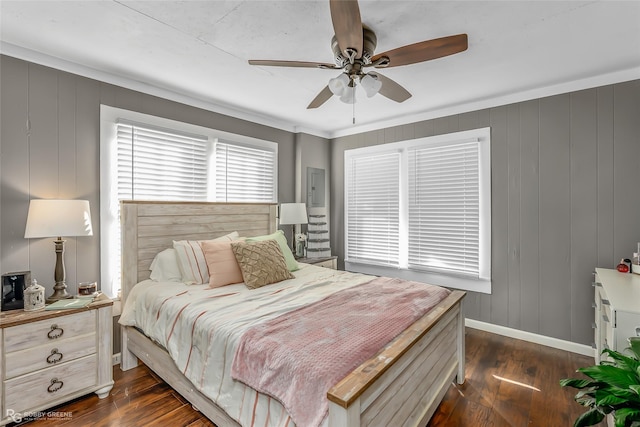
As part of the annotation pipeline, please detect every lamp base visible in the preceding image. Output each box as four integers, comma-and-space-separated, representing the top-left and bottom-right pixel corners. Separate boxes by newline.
46, 285, 74, 304
47, 237, 74, 303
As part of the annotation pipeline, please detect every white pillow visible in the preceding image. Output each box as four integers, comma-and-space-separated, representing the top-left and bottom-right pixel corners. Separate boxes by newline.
173, 231, 240, 284
149, 248, 182, 282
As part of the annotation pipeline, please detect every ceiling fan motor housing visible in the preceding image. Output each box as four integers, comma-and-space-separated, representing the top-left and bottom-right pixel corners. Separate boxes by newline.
332, 27, 377, 68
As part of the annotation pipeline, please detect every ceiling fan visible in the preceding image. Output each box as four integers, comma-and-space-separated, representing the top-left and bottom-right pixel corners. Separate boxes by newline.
248, 0, 468, 109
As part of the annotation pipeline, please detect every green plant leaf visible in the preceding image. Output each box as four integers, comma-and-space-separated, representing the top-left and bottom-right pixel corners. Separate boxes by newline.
615, 407, 640, 427
561, 378, 600, 389
596, 389, 629, 406
605, 387, 640, 401
576, 395, 597, 407
629, 338, 640, 359
631, 385, 640, 396
574, 408, 605, 427
603, 349, 640, 373
579, 365, 639, 389
576, 388, 597, 400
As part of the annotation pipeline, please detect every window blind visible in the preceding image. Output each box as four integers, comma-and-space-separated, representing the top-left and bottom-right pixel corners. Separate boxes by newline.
117, 122, 209, 201
346, 151, 400, 266
408, 140, 480, 276
214, 141, 276, 202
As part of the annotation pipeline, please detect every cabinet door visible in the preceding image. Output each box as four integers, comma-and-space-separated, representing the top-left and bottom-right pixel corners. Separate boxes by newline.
615, 311, 640, 356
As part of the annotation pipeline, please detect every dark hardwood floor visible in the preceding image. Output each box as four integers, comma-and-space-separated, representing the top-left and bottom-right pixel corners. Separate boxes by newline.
15, 327, 601, 426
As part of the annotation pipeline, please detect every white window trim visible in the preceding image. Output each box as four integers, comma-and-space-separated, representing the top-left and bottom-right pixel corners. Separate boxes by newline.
99, 105, 278, 298
344, 127, 491, 294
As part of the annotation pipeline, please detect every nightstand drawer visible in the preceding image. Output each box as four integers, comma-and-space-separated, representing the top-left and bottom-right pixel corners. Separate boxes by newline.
314, 259, 336, 269
5, 332, 96, 379
4, 354, 97, 415
3, 310, 95, 353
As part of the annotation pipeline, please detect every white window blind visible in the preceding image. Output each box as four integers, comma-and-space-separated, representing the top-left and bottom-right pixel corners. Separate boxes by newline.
408, 140, 480, 277
345, 152, 400, 266
117, 122, 209, 201
344, 127, 491, 294
214, 141, 276, 202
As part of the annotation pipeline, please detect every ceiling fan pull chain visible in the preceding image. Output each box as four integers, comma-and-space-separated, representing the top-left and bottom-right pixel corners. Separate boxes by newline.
352, 96, 356, 125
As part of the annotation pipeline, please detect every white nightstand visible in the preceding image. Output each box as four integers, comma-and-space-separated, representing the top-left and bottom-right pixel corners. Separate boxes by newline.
0, 300, 113, 425
297, 256, 338, 270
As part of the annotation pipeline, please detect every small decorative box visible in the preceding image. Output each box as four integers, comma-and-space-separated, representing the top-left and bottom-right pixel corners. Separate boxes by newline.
24, 279, 45, 312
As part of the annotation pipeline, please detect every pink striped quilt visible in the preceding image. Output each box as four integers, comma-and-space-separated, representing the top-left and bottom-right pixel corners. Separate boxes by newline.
230, 276, 451, 427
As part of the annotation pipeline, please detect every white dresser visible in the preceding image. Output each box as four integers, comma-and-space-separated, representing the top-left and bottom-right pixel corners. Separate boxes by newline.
0, 300, 113, 425
593, 268, 640, 364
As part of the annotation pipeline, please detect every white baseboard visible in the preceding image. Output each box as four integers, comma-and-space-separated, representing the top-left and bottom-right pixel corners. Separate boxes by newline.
112, 352, 121, 366
465, 318, 595, 357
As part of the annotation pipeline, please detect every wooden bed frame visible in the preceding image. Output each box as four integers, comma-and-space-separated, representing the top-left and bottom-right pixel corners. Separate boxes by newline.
120, 200, 466, 427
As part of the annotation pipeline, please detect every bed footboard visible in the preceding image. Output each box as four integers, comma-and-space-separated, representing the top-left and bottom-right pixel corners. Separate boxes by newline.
328, 290, 465, 427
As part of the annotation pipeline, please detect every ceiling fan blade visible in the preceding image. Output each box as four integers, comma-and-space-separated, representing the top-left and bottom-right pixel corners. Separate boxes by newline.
370, 72, 411, 103
249, 60, 338, 69
307, 86, 334, 109
330, 0, 363, 59
371, 34, 468, 68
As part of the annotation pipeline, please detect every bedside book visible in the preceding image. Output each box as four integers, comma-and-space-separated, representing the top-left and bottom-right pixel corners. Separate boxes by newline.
45, 297, 93, 310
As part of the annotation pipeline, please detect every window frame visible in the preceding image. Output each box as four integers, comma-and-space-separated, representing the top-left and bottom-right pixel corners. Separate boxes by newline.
99, 105, 278, 298
344, 127, 492, 294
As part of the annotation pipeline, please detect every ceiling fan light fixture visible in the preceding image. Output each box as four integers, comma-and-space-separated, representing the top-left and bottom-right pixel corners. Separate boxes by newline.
361, 73, 382, 98
339, 85, 356, 104
328, 73, 350, 96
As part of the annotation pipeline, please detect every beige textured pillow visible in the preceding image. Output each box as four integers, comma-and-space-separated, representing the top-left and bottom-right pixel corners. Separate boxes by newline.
200, 240, 244, 288
231, 240, 294, 289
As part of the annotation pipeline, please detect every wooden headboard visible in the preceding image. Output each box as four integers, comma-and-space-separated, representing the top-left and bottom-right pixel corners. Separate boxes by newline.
120, 201, 277, 303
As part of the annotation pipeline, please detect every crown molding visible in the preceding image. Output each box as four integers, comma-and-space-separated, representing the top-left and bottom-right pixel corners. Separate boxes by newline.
329, 66, 640, 139
0, 42, 333, 140
3, 42, 638, 142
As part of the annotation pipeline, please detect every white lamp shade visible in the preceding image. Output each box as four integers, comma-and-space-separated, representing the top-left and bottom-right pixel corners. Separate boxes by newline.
24, 199, 93, 238
339, 85, 357, 104
361, 73, 382, 98
279, 203, 308, 225
328, 73, 350, 96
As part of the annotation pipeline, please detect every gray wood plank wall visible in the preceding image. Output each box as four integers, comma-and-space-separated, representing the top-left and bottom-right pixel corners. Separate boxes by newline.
331, 80, 640, 345
2, 52, 639, 347
0, 55, 297, 299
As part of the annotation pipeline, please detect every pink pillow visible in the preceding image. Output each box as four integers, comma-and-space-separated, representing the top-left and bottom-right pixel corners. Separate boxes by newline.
201, 240, 243, 288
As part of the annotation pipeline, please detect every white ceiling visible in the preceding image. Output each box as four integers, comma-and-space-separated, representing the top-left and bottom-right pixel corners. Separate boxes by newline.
1, 1, 639, 138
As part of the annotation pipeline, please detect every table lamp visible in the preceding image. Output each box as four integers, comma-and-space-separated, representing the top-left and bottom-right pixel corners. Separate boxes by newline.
24, 199, 93, 303
279, 203, 308, 253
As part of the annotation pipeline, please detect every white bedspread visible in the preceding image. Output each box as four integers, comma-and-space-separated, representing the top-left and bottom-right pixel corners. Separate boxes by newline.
119, 264, 375, 427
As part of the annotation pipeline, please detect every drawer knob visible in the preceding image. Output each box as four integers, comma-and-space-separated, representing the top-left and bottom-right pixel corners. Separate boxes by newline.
636, 327, 640, 337
46, 348, 63, 364
47, 378, 64, 393
47, 324, 64, 339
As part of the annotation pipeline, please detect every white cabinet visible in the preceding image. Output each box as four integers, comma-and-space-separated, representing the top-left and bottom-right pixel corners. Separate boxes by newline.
593, 268, 640, 364
0, 301, 113, 425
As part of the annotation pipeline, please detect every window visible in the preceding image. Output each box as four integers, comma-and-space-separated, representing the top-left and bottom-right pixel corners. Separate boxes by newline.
346, 151, 401, 266
344, 127, 491, 294
100, 106, 277, 297
116, 122, 210, 201
214, 141, 277, 202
